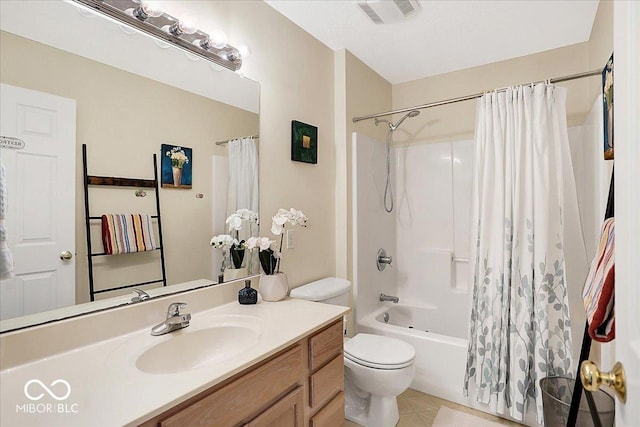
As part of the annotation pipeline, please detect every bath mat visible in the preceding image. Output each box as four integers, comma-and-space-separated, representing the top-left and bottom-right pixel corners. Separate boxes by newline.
432, 406, 505, 427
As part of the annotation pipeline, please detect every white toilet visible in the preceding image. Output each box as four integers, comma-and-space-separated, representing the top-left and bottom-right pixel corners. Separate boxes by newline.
290, 278, 415, 427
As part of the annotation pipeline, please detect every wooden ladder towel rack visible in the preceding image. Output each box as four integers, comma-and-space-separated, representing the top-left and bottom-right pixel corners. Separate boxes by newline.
82, 144, 167, 301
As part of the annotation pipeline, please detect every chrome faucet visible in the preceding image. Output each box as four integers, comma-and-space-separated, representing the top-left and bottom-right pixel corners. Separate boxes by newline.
151, 302, 191, 336
379, 293, 399, 303
131, 288, 150, 303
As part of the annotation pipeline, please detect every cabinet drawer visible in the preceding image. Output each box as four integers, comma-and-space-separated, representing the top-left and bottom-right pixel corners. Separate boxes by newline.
160, 345, 303, 427
309, 354, 344, 409
309, 320, 343, 371
310, 392, 345, 427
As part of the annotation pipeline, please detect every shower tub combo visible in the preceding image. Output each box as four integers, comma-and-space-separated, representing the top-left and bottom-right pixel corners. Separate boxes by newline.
358, 304, 469, 405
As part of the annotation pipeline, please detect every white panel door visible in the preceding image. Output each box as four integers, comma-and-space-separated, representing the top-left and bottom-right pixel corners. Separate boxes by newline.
0, 83, 76, 320
613, 2, 640, 425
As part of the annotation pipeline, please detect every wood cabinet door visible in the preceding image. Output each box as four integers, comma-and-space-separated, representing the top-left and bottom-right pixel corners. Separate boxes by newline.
246, 387, 304, 427
310, 392, 345, 427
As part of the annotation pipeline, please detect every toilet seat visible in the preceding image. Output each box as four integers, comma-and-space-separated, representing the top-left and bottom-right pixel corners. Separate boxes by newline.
344, 334, 415, 370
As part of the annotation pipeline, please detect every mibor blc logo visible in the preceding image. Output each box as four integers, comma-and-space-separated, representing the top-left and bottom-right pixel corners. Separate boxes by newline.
16, 379, 79, 415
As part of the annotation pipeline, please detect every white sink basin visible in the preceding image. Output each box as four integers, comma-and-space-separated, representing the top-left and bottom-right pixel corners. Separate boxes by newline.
134, 317, 261, 374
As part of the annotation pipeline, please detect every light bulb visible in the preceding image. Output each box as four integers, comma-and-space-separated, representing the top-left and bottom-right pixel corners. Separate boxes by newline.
142, 2, 162, 17
169, 20, 197, 36
132, 1, 163, 21
176, 13, 198, 35
237, 45, 251, 58
210, 30, 227, 49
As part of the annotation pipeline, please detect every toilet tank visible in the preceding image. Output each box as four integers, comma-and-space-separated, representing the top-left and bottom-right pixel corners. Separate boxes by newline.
289, 277, 352, 306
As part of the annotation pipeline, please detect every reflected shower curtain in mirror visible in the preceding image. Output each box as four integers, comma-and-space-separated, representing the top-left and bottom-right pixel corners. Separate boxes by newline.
227, 136, 259, 217
463, 84, 579, 423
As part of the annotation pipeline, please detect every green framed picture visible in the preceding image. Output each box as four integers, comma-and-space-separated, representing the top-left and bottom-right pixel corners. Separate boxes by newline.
291, 120, 318, 164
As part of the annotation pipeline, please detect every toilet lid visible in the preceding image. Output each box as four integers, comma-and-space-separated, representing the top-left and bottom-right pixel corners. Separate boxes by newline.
344, 334, 415, 369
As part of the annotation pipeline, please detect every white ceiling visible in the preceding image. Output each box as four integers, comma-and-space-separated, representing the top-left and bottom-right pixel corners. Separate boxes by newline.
264, 0, 600, 84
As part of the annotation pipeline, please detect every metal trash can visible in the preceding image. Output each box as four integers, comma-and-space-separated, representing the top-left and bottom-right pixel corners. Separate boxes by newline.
540, 376, 615, 427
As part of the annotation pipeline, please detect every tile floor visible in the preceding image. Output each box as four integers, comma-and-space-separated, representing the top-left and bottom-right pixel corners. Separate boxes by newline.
344, 388, 524, 427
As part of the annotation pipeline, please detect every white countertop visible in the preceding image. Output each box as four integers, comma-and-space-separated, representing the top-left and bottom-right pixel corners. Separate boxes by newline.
0, 298, 348, 426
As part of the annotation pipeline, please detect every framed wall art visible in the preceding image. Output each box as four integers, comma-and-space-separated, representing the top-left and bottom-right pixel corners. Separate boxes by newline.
291, 120, 318, 164
161, 144, 192, 188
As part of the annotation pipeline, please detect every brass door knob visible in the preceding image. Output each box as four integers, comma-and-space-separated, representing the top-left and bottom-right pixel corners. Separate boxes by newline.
580, 360, 626, 403
59, 251, 73, 261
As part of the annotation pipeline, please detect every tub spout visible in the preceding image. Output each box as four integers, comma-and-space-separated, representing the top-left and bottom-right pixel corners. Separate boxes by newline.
380, 293, 399, 303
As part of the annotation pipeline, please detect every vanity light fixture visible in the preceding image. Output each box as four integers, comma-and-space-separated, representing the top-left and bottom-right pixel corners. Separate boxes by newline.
72, 0, 244, 71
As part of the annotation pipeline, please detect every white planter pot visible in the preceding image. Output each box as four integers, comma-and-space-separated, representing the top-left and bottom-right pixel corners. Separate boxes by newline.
259, 273, 289, 302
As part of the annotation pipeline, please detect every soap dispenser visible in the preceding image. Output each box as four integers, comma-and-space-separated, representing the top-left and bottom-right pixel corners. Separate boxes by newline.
238, 279, 258, 305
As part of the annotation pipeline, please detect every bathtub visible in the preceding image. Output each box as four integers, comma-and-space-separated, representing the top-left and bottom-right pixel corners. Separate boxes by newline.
358, 304, 469, 405
358, 304, 541, 426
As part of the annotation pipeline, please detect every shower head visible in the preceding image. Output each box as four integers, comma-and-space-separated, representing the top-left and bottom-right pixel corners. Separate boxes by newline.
392, 110, 420, 130
374, 110, 420, 131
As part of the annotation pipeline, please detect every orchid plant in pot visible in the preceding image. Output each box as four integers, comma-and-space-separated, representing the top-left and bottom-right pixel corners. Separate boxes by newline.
225, 209, 259, 270
248, 208, 308, 301
209, 234, 239, 282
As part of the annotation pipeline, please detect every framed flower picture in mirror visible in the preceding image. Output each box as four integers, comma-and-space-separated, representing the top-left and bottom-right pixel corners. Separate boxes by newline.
161, 144, 193, 188
291, 120, 318, 164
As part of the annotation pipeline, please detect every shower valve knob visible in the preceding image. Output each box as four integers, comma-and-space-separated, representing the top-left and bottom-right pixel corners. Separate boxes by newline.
376, 248, 392, 271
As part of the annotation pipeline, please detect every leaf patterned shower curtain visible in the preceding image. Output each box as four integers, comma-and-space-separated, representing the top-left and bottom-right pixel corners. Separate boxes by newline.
463, 83, 575, 422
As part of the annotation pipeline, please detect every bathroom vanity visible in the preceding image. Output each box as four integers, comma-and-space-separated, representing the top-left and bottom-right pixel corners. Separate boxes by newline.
141, 319, 344, 427
0, 280, 349, 427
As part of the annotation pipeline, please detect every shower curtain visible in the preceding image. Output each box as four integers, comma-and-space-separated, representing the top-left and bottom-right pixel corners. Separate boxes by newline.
227, 136, 259, 217
463, 83, 577, 422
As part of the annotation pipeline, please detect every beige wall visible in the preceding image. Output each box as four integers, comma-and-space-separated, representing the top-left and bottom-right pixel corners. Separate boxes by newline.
0, 31, 258, 303
219, 1, 337, 288
391, 43, 593, 144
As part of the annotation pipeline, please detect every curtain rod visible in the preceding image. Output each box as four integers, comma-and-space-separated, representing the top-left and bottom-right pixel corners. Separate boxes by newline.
352, 69, 602, 123
215, 135, 259, 146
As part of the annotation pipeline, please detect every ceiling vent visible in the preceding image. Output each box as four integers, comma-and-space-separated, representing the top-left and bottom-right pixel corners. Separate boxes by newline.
357, 0, 421, 24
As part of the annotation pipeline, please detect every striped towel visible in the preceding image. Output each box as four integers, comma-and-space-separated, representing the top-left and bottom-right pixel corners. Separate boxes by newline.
582, 217, 615, 342
101, 214, 157, 255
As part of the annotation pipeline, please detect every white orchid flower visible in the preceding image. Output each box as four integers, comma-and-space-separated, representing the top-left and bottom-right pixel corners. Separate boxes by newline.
237, 208, 259, 222
209, 234, 238, 249
271, 208, 307, 235
270, 223, 282, 235
226, 215, 243, 232
226, 209, 259, 232
246, 237, 275, 251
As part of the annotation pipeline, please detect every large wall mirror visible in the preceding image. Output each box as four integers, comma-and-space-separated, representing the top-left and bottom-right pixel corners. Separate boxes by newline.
0, 1, 260, 332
